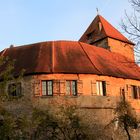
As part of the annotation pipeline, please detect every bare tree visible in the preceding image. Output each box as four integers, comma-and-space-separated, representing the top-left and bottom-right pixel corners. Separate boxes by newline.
131, 0, 140, 11
121, 0, 140, 63
107, 93, 138, 140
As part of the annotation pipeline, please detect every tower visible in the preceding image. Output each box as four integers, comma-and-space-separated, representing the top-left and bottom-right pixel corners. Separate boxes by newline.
79, 15, 135, 61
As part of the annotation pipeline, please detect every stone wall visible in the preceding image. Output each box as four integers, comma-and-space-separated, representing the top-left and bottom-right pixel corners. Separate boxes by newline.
29, 74, 140, 116
4, 73, 140, 115
3, 73, 140, 139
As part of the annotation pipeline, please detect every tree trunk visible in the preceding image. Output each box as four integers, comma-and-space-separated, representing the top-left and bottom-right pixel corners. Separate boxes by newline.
124, 125, 131, 140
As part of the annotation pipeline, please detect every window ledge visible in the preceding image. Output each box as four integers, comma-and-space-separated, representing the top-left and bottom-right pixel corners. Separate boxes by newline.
93, 95, 108, 97
64, 95, 78, 98
41, 96, 53, 98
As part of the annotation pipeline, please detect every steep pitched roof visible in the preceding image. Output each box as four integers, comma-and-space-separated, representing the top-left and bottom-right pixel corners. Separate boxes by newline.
0, 41, 140, 80
79, 15, 134, 45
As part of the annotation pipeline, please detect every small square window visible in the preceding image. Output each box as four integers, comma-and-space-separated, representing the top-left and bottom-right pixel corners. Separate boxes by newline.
66, 80, 77, 96
131, 85, 140, 99
87, 31, 94, 41
8, 83, 22, 97
96, 81, 106, 96
41, 80, 53, 96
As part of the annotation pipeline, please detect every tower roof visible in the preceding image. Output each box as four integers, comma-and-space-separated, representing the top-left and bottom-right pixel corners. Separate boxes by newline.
0, 41, 140, 80
79, 15, 134, 45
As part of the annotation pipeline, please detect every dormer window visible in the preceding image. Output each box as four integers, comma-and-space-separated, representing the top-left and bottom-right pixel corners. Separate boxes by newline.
86, 31, 94, 44
87, 32, 93, 40
98, 22, 102, 31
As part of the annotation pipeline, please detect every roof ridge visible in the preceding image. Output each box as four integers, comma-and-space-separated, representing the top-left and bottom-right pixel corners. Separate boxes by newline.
98, 15, 108, 36
79, 15, 134, 45
98, 15, 134, 45
0, 48, 8, 56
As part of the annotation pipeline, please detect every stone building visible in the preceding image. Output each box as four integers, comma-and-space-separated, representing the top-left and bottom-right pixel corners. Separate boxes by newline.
1, 15, 140, 139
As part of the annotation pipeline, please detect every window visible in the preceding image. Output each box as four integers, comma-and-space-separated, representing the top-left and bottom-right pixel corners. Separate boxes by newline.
8, 83, 21, 97
87, 32, 93, 40
96, 81, 106, 96
131, 85, 140, 99
86, 31, 95, 44
66, 80, 77, 96
98, 22, 102, 31
41, 80, 53, 96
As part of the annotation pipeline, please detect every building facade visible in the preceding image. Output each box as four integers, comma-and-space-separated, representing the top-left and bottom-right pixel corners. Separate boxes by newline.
1, 15, 140, 139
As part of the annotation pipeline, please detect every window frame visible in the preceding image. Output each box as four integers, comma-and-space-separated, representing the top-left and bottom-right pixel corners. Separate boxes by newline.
131, 85, 140, 99
66, 80, 77, 96
8, 82, 22, 97
41, 80, 53, 96
96, 81, 106, 96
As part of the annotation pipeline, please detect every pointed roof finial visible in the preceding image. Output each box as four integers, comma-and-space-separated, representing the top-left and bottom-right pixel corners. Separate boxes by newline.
96, 8, 99, 15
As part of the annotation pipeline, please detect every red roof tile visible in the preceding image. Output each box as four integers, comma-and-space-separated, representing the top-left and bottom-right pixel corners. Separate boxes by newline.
0, 41, 140, 80
79, 15, 134, 45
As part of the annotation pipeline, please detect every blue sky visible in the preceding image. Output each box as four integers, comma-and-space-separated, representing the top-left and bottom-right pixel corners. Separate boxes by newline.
0, 0, 132, 51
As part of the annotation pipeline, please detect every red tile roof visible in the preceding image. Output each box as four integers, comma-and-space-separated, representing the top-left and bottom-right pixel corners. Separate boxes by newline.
0, 41, 140, 80
79, 15, 134, 45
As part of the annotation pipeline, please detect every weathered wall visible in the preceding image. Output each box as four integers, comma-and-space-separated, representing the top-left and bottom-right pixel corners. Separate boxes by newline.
108, 38, 134, 61
29, 74, 140, 115
2, 76, 33, 116
4, 73, 140, 116
92, 37, 134, 62
3, 73, 140, 139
